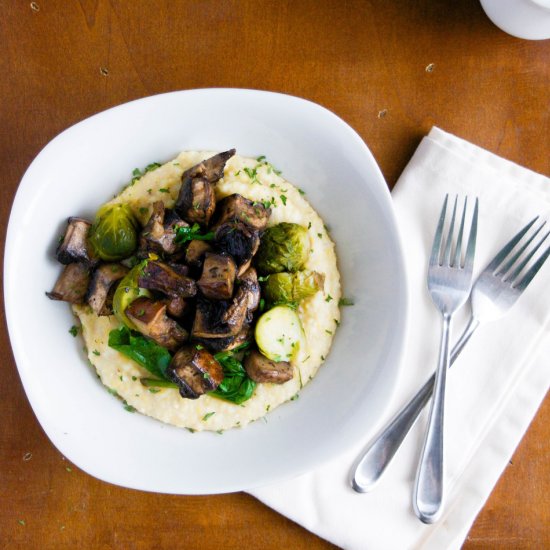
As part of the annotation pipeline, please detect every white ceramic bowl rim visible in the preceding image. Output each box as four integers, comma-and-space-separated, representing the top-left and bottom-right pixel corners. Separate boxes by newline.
5, 88, 408, 494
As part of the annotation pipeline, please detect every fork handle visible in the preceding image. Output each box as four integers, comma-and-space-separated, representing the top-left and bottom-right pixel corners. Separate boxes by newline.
350, 316, 480, 493
413, 314, 452, 523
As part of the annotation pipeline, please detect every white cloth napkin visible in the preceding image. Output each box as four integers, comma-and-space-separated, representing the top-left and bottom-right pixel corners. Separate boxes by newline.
249, 127, 550, 549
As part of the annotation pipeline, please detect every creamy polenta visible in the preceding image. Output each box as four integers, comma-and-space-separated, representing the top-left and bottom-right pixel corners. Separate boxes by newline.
73, 152, 341, 432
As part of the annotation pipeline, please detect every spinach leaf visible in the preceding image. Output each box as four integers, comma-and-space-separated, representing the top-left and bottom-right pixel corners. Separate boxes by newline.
209, 343, 256, 405
108, 327, 171, 380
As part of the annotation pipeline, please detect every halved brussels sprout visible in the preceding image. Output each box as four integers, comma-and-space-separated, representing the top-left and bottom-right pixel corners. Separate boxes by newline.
89, 203, 138, 261
112, 261, 151, 329
263, 270, 324, 304
256, 223, 310, 274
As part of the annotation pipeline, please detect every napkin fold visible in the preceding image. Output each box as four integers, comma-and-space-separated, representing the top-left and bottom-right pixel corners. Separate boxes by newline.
249, 127, 550, 549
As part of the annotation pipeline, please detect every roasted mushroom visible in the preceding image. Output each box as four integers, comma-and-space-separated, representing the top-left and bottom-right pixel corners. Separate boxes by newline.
166, 346, 224, 399
244, 350, 293, 384
56, 217, 97, 266
175, 149, 236, 226
87, 263, 129, 315
137, 202, 188, 258
125, 297, 188, 352
192, 268, 260, 348
162, 295, 189, 318
193, 325, 251, 353
138, 261, 196, 298
215, 221, 260, 277
185, 239, 213, 267
212, 194, 270, 231
46, 263, 90, 304
197, 253, 236, 300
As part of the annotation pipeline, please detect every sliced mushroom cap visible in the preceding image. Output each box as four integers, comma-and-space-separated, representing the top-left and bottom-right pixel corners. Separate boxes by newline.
46, 263, 90, 304
126, 297, 188, 352
185, 239, 213, 268
213, 194, 271, 231
192, 298, 241, 339
244, 350, 293, 384
215, 221, 260, 277
138, 261, 197, 298
176, 177, 216, 226
56, 217, 98, 266
138, 202, 188, 258
237, 267, 261, 318
166, 346, 224, 399
193, 324, 251, 353
197, 253, 236, 300
175, 150, 236, 226
87, 263, 129, 315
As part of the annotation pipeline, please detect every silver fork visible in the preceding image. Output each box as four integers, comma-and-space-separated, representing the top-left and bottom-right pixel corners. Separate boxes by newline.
351, 215, 550, 497
413, 195, 478, 524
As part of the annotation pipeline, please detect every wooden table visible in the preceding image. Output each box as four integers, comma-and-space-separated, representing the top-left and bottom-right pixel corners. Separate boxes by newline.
1, 1, 548, 548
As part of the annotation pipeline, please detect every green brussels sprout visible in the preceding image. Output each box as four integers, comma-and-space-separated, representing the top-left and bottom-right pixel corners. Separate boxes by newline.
256, 223, 310, 274
89, 203, 138, 261
112, 261, 151, 329
263, 270, 325, 304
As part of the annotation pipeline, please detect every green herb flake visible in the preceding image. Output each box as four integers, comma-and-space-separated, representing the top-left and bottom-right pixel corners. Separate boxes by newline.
132, 376, 137, 381
280, 194, 287, 206
216, 429, 224, 435
107, 387, 118, 397
243, 166, 259, 184
339, 297, 355, 306
325, 329, 333, 335
159, 188, 169, 193
307, 221, 312, 230
18, 520, 26, 526
186, 427, 196, 434
92, 350, 100, 356
202, 412, 216, 421
69, 325, 80, 337
321, 355, 326, 361
123, 402, 136, 413
290, 393, 299, 401
325, 294, 333, 302
147, 188, 152, 195
259, 298, 266, 312
334, 318, 341, 326
195, 344, 204, 350
266, 404, 271, 412
256, 155, 266, 162
65, 466, 72, 472
298, 188, 306, 195
175, 223, 215, 244
139, 207, 149, 215
148, 388, 161, 394
269, 183, 276, 188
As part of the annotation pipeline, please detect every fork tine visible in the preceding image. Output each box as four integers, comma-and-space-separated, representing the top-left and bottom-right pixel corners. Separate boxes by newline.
485, 217, 539, 274
497, 222, 546, 278
463, 198, 478, 271
442, 196, 458, 266
512, 239, 550, 291
430, 194, 448, 267
452, 197, 467, 268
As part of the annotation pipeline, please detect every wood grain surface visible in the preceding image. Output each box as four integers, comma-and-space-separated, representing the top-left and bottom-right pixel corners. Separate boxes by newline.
1, 1, 549, 548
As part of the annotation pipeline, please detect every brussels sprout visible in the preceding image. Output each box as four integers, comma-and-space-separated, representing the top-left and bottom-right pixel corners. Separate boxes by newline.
256, 223, 310, 274
263, 270, 324, 304
112, 261, 151, 329
89, 204, 138, 261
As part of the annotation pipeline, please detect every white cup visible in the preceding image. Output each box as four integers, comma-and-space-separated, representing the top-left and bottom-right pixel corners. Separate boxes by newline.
480, 0, 550, 39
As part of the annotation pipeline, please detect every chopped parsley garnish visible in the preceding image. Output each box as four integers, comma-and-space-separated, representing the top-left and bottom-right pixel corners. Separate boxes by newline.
290, 393, 299, 401
123, 402, 136, 413
280, 194, 287, 206
325, 329, 333, 335
334, 318, 340, 326
148, 388, 161, 394
325, 294, 333, 302
256, 155, 266, 162
175, 223, 215, 244
202, 412, 216, 421
92, 350, 100, 356
130, 162, 161, 185
317, 232, 323, 238
298, 188, 306, 195
243, 166, 260, 184
307, 222, 312, 230
159, 188, 169, 193
338, 297, 355, 306
69, 325, 79, 337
